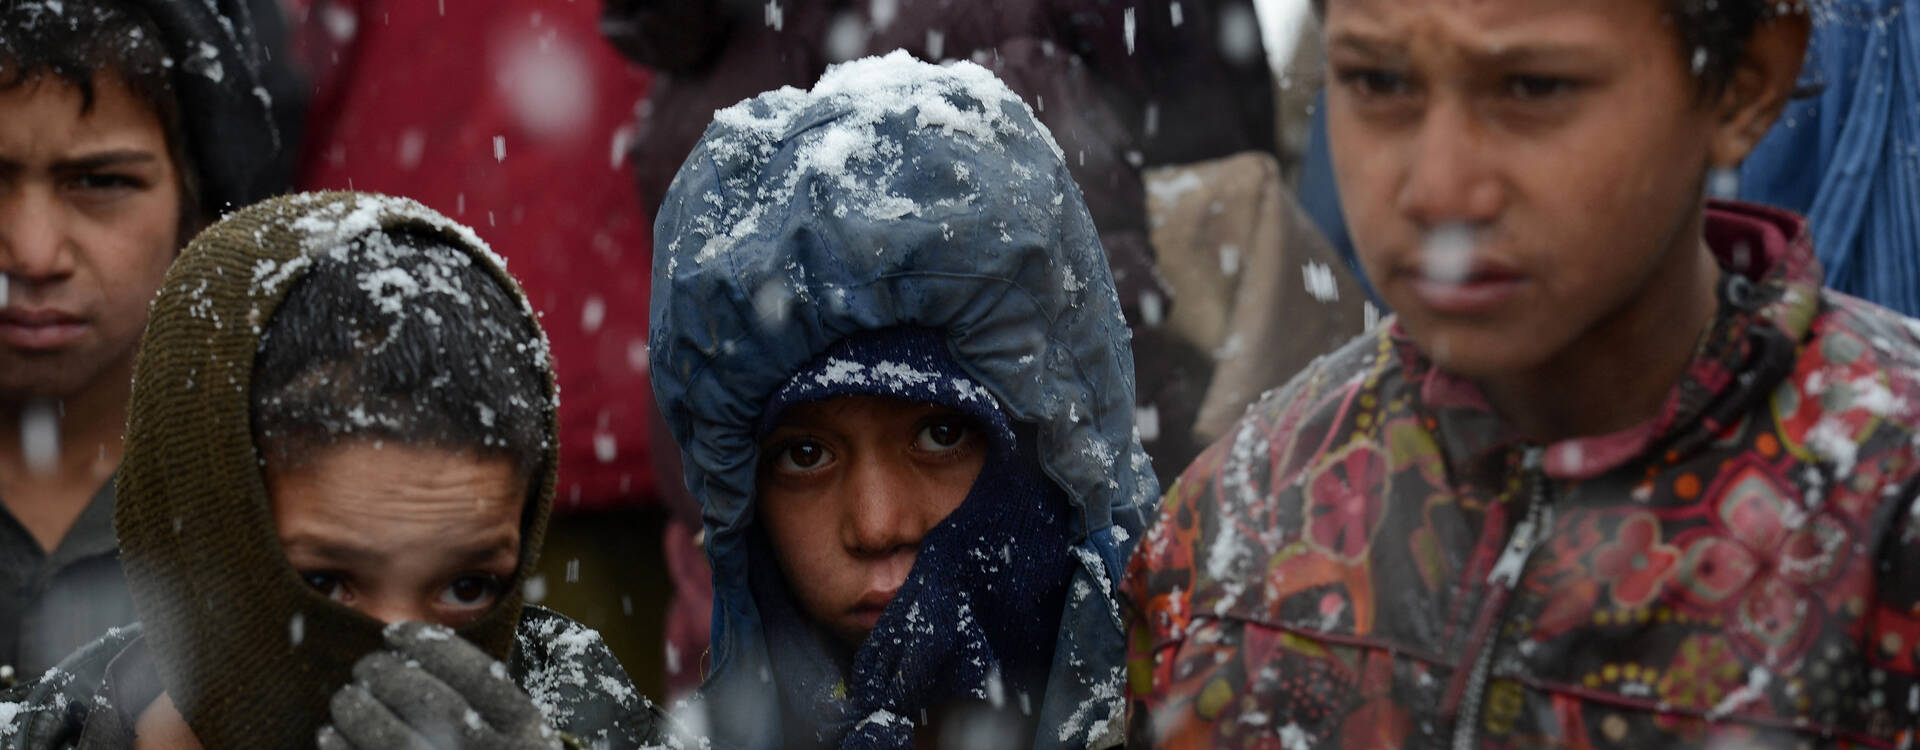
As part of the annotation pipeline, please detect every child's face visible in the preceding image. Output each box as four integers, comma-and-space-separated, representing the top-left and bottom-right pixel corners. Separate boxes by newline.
269, 440, 526, 628
1324, 0, 1749, 378
0, 73, 182, 401
757, 395, 987, 647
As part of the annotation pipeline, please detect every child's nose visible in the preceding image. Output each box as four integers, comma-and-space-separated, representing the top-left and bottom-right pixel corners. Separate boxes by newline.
0, 186, 76, 284
841, 455, 930, 557
1396, 98, 1505, 228
357, 597, 437, 627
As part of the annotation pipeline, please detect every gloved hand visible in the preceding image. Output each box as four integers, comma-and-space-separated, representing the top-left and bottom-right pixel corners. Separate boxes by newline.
317, 622, 564, 750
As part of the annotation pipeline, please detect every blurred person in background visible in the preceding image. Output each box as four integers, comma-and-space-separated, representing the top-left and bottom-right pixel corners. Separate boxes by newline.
284, 0, 670, 697
2, 193, 677, 750
650, 55, 1156, 749
0, 0, 297, 688
1128, 0, 1920, 747
1294, 0, 1920, 318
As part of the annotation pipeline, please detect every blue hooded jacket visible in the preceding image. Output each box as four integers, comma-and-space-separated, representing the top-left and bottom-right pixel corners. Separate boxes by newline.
648, 52, 1158, 750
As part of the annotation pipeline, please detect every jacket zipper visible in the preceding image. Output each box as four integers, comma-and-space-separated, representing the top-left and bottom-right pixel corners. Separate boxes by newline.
1450, 446, 1552, 750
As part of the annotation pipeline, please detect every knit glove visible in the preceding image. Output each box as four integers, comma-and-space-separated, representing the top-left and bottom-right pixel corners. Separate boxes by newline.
840, 434, 1072, 750
317, 622, 563, 750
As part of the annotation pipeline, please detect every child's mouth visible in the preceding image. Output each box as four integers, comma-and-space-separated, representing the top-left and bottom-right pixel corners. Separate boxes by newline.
850, 587, 901, 627
1407, 274, 1526, 315
1407, 223, 1525, 315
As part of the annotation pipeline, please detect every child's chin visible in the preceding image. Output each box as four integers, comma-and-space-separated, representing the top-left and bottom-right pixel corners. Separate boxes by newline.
1412, 326, 1552, 380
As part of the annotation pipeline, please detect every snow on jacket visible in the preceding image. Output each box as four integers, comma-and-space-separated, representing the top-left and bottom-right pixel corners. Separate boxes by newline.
649, 52, 1158, 750
1124, 201, 1920, 749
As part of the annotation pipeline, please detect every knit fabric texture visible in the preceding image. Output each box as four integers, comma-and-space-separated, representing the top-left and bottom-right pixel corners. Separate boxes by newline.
752, 328, 1074, 749
113, 191, 558, 749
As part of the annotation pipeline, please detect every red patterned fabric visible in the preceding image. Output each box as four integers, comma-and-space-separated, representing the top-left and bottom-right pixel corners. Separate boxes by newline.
1125, 201, 1920, 748
287, 0, 657, 511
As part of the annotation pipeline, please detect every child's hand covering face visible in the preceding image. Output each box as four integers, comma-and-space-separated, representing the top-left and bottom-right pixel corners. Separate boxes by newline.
756, 395, 987, 647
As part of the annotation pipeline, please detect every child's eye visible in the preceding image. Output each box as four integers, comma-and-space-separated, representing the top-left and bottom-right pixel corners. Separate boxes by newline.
1504, 75, 1579, 101
1336, 68, 1414, 98
439, 575, 504, 609
914, 420, 972, 452
302, 571, 350, 603
772, 440, 833, 473
65, 172, 145, 193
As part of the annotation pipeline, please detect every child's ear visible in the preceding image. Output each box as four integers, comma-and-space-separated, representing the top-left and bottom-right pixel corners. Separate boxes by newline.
1709, 10, 1813, 168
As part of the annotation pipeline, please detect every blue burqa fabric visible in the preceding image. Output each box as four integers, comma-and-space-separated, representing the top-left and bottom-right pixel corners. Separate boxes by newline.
649, 51, 1158, 750
1741, 0, 1920, 314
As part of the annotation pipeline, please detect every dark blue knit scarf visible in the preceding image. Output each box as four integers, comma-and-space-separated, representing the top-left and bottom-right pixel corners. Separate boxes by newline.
749, 328, 1074, 749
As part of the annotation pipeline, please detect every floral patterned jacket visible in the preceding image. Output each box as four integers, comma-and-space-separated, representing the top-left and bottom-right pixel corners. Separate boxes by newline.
1123, 202, 1920, 749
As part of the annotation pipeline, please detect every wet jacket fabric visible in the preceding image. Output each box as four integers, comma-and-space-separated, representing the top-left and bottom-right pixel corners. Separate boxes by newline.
649, 53, 1158, 750
1124, 202, 1920, 748
0, 482, 131, 689
0, 607, 672, 750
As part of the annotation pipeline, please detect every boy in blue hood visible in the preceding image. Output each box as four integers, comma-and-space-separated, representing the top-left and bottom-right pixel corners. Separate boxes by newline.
649, 52, 1158, 750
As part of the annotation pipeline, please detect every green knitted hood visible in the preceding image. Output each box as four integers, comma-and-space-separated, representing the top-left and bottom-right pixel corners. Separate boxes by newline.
114, 192, 559, 748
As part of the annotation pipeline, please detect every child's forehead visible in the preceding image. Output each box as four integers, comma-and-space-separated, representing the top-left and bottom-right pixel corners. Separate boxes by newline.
773, 395, 957, 428
1322, 0, 1666, 46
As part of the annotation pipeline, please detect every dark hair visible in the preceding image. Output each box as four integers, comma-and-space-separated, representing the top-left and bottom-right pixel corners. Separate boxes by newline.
0, 0, 201, 232
1311, 0, 1803, 96
1667, 0, 1800, 96
249, 229, 551, 479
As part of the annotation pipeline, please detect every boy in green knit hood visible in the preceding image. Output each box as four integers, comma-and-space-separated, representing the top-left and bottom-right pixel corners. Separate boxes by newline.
2, 193, 678, 750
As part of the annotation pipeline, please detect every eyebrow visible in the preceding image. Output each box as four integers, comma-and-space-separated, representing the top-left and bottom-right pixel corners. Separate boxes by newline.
281, 535, 390, 566
1327, 33, 1601, 68
1327, 33, 1404, 62
54, 150, 159, 172
0, 149, 160, 173
280, 532, 518, 567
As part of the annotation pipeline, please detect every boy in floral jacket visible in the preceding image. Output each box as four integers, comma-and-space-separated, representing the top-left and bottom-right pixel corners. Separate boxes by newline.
1124, 1, 1920, 748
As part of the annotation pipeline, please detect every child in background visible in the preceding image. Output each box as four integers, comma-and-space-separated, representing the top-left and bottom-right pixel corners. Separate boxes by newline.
1126, 1, 1920, 747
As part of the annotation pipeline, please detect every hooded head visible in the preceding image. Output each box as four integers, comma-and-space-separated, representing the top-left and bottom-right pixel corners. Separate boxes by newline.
0, 0, 289, 225
651, 51, 1157, 749
114, 192, 558, 748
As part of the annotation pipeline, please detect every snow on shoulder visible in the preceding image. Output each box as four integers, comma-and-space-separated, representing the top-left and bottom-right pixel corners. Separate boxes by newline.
685, 50, 1064, 266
